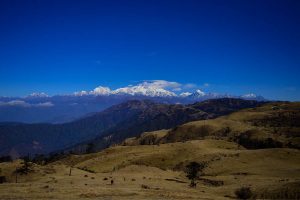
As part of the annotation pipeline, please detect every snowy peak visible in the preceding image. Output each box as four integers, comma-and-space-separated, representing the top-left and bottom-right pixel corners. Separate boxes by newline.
70, 81, 265, 100
240, 93, 265, 101
90, 86, 111, 96
73, 81, 177, 97
110, 81, 177, 97
241, 93, 257, 98
111, 85, 176, 97
195, 89, 206, 96
188, 89, 206, 99
27, 92, 49, 98
179, 92, 192, 97
74, 86, 111, 96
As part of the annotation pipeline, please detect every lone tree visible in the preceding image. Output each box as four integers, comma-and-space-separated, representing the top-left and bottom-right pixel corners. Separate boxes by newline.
235, 187, 253, 199
14, 157, 33, 183
185, 161, 206, 188
16, 157, 32, 175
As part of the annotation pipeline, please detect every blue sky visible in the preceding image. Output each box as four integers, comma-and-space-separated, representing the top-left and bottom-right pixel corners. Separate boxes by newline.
0, 0, 299, 100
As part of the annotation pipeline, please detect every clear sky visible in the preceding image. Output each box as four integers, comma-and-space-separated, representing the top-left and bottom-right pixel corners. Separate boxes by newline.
0, 0, 299, 100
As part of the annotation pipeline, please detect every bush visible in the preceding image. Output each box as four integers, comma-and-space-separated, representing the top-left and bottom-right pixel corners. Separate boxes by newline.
237, 131, 283, 149
0, 176, 7, 184
0, 156, 12, 163
16, 159, 33, 175
185, 161, 207, 187
235, 187, 253, 199
141, 184, 150, 189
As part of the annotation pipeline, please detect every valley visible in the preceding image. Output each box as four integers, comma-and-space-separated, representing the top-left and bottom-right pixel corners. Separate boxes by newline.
0, 100, 299, 199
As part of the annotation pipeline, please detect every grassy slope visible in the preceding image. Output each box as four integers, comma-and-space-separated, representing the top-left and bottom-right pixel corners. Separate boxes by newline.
1, 139, 299, 199
0, 102, 299, 199
125, 102, 300, 148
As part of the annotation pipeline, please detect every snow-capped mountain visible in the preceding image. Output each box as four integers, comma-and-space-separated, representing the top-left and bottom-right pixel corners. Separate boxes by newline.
179, 92, 192, 97
241, 93, 257, 98
27, 92, 49, 98
73, 81, 177, 97
74, 86, 111, 96
71, 81, 265, 100
185, 90, 228, 100
111, 85, 176, 97
0, 80, 266, 123
187, 89, 206, 98
240, 93, 265, 101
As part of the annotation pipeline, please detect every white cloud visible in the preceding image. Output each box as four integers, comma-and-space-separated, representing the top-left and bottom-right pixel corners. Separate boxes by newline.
0, 100, 31, 107
0, 100, 54, 107
141, 80, 182, 90
35, 102, 54, 107
172, 87, 182, 92
203, 83, 210, 87
90, 86, 111, 96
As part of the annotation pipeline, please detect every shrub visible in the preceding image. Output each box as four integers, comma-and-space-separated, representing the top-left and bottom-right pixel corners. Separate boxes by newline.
235, 187, 253, 199
0, 176, 7, 184
185, 161, 207, 188
0, 156, 12, 163
16, 159, 33, 175
141, 184, 150, 189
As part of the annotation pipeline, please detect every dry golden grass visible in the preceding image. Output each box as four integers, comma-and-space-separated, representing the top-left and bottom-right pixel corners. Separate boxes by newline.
1, 139, 299, 199
1, 102, 299, 199
123, 102, 300, 148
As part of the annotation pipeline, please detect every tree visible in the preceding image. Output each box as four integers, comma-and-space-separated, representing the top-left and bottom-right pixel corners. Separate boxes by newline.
235, 187, 253, 199
14, 158, 33, 183
185, 161, 206, 187
16, 159, 32, 175
32, 154, 46, 165
0, 156, 12, 163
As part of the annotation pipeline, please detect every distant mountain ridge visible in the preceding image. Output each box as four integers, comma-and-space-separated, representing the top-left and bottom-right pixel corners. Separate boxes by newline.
0, 98, 266, 157
0, 86, 266, 123
63, 98, 266, 154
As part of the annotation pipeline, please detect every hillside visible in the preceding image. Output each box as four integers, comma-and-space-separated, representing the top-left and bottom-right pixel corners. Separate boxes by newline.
124, 102, 300, 149
0, 102, 299, 199
0, 98, 264, 156
67, 98, 265, 154
0, 139, 299, 199
0, 83, 265, 124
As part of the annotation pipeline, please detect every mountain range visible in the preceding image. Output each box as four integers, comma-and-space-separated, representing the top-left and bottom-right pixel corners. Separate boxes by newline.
0, 82, 265, 123
0, 98, 266, 157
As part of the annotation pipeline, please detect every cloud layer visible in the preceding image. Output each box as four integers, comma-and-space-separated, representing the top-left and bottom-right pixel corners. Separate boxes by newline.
0, 100, 54, 107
